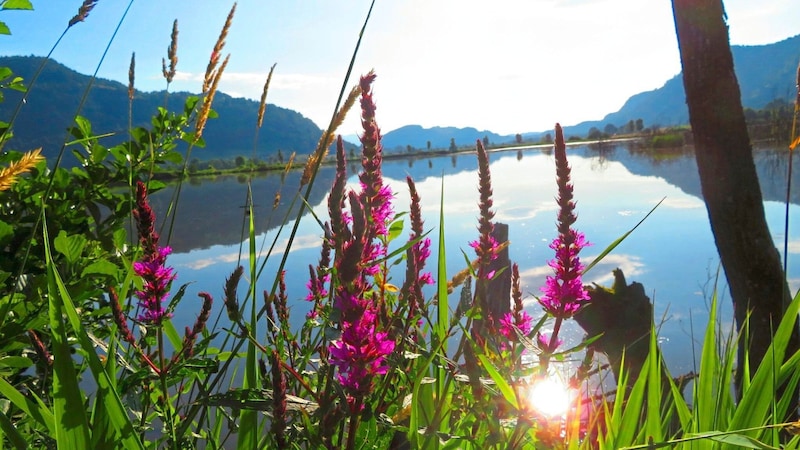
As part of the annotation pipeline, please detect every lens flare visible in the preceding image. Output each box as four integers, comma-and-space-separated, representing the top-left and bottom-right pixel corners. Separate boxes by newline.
527, 376, 573, 417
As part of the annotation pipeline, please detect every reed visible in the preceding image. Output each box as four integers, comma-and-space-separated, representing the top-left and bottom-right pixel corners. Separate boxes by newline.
0, 147, 43, 191
203, 3, 236, 94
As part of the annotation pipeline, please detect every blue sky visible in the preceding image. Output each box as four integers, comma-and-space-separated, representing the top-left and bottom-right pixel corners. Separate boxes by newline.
1, 0, 797, 136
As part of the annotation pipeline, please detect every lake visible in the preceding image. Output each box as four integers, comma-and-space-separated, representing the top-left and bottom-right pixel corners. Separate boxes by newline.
150, 141, 800, 377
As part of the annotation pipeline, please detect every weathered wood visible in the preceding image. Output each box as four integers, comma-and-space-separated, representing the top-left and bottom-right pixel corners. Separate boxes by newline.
487, 222, 511, 320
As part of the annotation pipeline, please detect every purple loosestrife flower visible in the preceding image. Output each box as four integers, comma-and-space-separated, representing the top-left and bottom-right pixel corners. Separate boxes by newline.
537, 332, 563, 352
358, 72, 393, 238
325, 73, 397, 407
498, 311, 534, 341
328, 309, 395, 397
470, 140, 499, 271
469, 140, 500, 340
498, 264, 533, 350
358, 73, 393, 277
539, 124, 590, 319
400, 176, 433, 316
133, 181, 175, 325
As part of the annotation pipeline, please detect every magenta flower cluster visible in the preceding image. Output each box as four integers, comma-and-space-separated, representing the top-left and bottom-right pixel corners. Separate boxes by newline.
132, 181, 175, 325
498, 310, 533, 341
324, 74, 397, 405
328, 293, 394, 393
134, 246, 175, 324
538, 124, 590, 319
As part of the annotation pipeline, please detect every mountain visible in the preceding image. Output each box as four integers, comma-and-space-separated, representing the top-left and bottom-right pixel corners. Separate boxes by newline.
0, 56, 324, 165
381, 125, 515, 152
560, 34, 800, 138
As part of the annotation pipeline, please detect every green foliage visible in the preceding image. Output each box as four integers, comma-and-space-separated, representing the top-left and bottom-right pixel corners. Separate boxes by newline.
650, 132, 685, 148
0, 0, 33, 36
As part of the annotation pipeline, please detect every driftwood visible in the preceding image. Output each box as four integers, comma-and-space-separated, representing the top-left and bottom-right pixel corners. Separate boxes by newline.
574, 268, 653, 386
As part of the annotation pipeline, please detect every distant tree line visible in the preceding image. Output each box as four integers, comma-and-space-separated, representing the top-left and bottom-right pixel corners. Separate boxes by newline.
743, 98, 795, 142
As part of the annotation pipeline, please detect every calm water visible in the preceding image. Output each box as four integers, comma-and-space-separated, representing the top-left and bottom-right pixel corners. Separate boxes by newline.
152, 141, 800, 376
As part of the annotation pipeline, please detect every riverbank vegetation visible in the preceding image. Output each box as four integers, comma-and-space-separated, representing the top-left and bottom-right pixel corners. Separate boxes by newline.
3, 1, 800, 449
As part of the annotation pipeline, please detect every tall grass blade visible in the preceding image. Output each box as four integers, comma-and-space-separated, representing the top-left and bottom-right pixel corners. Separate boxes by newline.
696, 285, 721, 432
236, 190, 258, 450
0, 410, 26, 450
730, 290, 800, 440
476, 354, 519, 410
644, 325, 663, 443
583, 197, 664, 275
0, 377, 54, 434
43, 226, 145, 449
43, 217, 91, 449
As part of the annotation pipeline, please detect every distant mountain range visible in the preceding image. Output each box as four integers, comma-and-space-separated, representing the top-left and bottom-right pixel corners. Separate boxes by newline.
384, 34, 800, 147
0, 55, 326, 165
2, 33, 798, 161
549, 34, 800, 139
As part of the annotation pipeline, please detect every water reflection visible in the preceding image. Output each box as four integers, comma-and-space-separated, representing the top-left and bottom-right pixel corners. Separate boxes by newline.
161, 141, 800, 376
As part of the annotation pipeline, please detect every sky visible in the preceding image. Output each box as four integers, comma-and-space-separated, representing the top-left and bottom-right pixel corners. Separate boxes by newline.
1, 0, 798, 136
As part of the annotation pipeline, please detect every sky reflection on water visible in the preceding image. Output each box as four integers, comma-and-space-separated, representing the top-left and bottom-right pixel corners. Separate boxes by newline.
163, 142, 800, 377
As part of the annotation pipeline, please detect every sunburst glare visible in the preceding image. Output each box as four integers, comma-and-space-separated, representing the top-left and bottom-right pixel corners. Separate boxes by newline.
526, 376, 574, 417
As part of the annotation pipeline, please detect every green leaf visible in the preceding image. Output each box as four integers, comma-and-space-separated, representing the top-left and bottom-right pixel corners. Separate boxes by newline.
8, 76, 26, 92
0, 220, 14, 247
53, 231, 87, 265
387, 217, 404, 242
477, 354, 519, 410
707, 433, 779, 449
80, 260, 119, 280
0, 67, 11, 80
0, 21, 10, 35
0, 355, 33, 369
2, 0, 33, 10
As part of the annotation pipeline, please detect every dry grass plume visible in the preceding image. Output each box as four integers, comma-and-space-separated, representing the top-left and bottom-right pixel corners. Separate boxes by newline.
0, 148, 45, 191
257, 63, 277, 128
68, 0, 99, 28
162, 19, 179, 84
203, 3, 236, 94
128, 52, 135, 101
300, 83, 362, 187
195, 54, 229, 141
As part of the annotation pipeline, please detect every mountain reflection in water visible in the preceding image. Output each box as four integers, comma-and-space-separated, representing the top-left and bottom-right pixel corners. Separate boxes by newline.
159, 142, 800, 376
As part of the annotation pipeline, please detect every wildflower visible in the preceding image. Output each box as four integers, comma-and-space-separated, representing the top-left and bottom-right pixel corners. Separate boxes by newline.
328, 309, 395, 398
470, 140, 500, 339
539, 124, 590, 319
536, 332, 563, 352
270, 351, 288, 448
499, 311, 534, 342
305, 225, 331, 320
326, 73, 396, 407
400, 177, 433, 315
224, 266, 244, 326
132, 181, 175, 325
469, 140, 498, 269
358, 71, 393, 239
172, 292, 213, 362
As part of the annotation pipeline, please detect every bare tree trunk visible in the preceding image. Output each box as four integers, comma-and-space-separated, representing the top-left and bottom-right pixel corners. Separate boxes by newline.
672, 0, 799, 415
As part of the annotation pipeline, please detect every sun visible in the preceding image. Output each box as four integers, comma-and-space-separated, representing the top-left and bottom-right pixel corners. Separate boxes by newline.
526, 376, 573, 417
